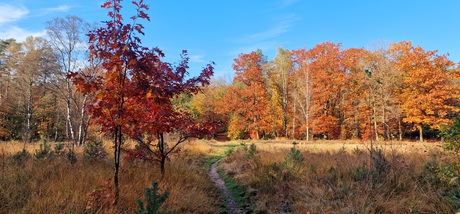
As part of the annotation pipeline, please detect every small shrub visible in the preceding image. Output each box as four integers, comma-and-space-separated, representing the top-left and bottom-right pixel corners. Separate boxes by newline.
84, 138, 107, 161
136, 180, 170, 214
353, 165, 369, 181
338, 145, 347, 154
240, 141, 247, 151
441, 117, 460, 155
67, 149, 77, 164
283, 147, 305, 172
225, 147, 235, 156
247, 143, 257, 159
34, 140, 54, 160
352, 146, 364, 155
53, 143, 65, 156
370, 148, 389, 176
12, 149, 30, 165
86, 179, 115, 211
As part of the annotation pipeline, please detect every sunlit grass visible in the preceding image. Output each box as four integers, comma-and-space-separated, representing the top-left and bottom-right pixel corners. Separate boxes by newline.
220, 140, 454, 213
0, 139, 221, 213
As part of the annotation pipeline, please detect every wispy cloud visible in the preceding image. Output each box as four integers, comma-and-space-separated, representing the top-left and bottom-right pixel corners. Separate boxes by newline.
42, 5, 71, 13
231, 14, 299, 56
189, 54, 206, 63
0, 26, 46, 41
280, 0, 299, 8
0, 4, 29, 25
242, 14, 299, 43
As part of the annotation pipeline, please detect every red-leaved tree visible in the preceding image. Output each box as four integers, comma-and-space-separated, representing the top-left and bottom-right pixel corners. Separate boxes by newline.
70, 0, 215, 204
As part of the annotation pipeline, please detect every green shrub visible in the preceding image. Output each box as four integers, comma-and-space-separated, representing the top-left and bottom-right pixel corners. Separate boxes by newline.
84, 138, 107, 161
53, 143, 65, 156
12, 149, 30, 165
370, 148, 388, 176
283, 147, 305, 172
353, 165, 369, 181
225, 147, 235, 156
247, 143, 257, 159
67, 149, 77, 164
352, 146, 364, 155
441, 117, 460, 155
136, 180, 170, 214
34, 140, 54, 160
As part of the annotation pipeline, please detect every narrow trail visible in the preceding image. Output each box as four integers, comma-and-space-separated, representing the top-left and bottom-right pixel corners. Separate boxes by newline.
209, 159, 244, 214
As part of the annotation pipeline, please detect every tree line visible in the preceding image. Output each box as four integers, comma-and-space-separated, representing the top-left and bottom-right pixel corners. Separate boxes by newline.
0, 18, 459, 143
0, 16, 97, 145
190, 43, 460, 142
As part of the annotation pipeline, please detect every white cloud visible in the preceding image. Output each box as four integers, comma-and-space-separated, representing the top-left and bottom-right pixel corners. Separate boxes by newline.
189, 54, 206, 63
0, 4, 29, 25
0, 26, 46, 41
249, 22, 292, 41
42, 5, 71, 13
239, 14, 299, 44
231, 15, 298, 57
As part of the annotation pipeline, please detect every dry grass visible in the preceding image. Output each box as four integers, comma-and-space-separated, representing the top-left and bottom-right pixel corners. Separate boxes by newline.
0, 140, 221, 214
1, 139, 456, 213
220, 140, 456, 213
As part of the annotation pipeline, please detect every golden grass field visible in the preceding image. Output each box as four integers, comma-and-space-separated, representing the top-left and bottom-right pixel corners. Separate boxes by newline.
0, 139, 458, 213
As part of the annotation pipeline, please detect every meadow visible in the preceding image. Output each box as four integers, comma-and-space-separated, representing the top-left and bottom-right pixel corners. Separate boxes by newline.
0, 140, 458, 213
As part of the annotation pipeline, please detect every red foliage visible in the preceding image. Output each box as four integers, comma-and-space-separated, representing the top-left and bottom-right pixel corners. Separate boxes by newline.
70, 0, 217, 201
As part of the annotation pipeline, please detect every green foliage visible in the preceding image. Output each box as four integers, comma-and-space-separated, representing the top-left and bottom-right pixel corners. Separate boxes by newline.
370, 148, 389, 176
53, 143, 65, 156
84, 138, 107, 161
352, 146, 364, 155
338, 145, 347, 154
247, 143, 257, 159
224, 147, 235, 156
12, 149, 30, 165
67, 149, 77, 164
217, 167, 254, 210
283, 147, 305, 169
442, 117, 460, 155
136, 180, 170, 214
34, 140, 54, 160
353, 165, 369, 181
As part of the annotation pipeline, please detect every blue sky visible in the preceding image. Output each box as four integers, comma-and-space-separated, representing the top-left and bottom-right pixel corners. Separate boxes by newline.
1, 0, 460, 80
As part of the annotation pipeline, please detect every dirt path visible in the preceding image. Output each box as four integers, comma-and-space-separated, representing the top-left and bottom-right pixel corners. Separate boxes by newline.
209, 159, 244, 214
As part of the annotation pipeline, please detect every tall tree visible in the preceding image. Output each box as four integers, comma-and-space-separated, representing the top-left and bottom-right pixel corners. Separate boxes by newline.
307, 42, 345, 139
46, 15, 93, 145
390, 41, 459, 142
267, 47, 293, 138
0, 39, 16, 139
71, 0, 214, 204
5, 37, 58, 143
292, 48, 312, 140
223, 51, 270, 139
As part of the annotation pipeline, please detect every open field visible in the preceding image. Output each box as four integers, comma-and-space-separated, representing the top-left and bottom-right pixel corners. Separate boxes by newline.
0, 139, 458, 213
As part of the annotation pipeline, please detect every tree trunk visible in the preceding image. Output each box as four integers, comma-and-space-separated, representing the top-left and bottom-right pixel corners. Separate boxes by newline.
292, 97, 296, 139
54, 112, 60, 142
26, 82, 33, 143
306, 114, 309, 141
158, 133, 166, 179
66, 81, 75, 143
77, 95, 88, 146
113, 125, 122, 205
372, 103, 379, 141
418, 124, 423, 142
160, 156, 166, 179
398, 119, 402, 141
305, 64, 310, 142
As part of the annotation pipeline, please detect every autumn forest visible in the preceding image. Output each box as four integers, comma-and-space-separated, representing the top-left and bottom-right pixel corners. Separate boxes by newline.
2, 0, 460, 213
1, 30, 459, 143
